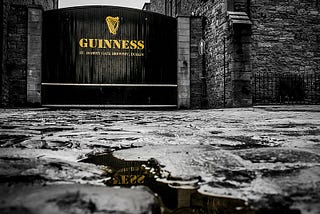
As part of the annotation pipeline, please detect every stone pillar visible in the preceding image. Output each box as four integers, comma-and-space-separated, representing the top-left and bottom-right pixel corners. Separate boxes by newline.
227, 11, 252, 107
177, 16, 190, 109
231, 24, 252, 107
27, 7, 42, 105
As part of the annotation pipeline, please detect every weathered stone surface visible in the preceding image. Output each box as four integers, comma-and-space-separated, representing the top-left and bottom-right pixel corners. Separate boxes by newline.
0, 184, 160, 214
1, 107, 320, 213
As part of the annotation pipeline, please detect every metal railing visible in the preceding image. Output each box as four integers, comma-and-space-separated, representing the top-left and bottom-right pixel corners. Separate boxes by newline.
253, 72, 320, 105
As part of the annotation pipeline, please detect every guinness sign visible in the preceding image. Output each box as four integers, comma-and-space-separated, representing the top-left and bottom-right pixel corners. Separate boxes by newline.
42, 6, 177, 105
78, 16, 145, 57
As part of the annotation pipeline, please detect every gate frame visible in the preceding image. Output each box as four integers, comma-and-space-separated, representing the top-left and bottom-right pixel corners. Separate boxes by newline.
41, 6, 179, 108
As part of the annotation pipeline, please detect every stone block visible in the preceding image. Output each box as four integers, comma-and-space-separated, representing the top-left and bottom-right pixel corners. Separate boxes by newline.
26, 7, 42, 105
178, 35, 190, 42
231, 72, 251, 81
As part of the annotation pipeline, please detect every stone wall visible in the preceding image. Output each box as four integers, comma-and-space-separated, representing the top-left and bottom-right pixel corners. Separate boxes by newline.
1, 1, 11, 106
250, 0, 320, 74
1, 2, 8, 105
194, 0, 254, 107
176, 0, 197, 16
150, 0, 165, 15
190, 17, 206, 108
250, 0, 320, 103
1, 0, 58, 106
193, 0, 232, 107
149, 0, 320, 107
6, 5, 28, 106
154, 0, 249, 107
149, 0, 233, 108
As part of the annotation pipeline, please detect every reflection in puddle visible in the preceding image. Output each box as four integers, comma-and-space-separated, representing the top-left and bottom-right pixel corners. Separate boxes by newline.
81, 153, 254, 214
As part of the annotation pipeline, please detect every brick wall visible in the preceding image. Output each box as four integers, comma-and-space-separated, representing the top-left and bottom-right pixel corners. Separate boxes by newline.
190, 17, 206, 108
250, 0, 320, 75
176, 0, 197, 16
154, 0, 243, 107
149, 0, 232, 108
1, 2, 10, 106
193, 0, 232, 107
195, 0, 255, 107
150, 0, 320, 107
149, 0, 200, 17
7, 5, 28, 106
250, 0, 320, 103
1, 0, 57, 107
0, 2, 2, 105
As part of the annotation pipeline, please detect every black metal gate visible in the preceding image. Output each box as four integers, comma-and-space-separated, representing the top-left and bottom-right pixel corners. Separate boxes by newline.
42, 6, 177, 106
253, 72, 320, 105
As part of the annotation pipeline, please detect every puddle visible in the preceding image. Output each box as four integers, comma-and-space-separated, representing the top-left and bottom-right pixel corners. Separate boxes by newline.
0, 135, 29, 147
87, 144, 142, 152
271, 123, 320, 129
155, 131, 177, 138
236, 149, 320, 163
32, 126, 74, 133
209, 131, 224, 135
0, 125, 19, 129
135, 121, 152, 125
282, 129, 320, 137
309, 138, 320, 143
81, 153, 254, 214
212, 136, 280, 150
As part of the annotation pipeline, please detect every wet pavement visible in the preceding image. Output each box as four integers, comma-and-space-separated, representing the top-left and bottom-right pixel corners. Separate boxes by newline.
0, 106, 320, 213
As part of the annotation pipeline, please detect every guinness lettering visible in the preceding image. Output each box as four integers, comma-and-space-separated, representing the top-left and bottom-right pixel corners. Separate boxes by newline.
79, 38, 145, 50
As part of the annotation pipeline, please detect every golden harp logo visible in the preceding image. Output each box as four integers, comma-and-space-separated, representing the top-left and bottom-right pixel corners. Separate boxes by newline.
106, 16, 120, 35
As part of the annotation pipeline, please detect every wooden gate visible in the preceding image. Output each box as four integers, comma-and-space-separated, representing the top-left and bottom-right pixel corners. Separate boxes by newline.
42, 6, 177, 106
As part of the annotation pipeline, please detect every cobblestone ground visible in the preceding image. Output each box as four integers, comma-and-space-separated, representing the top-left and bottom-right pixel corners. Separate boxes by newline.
0, 106, 319, 214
